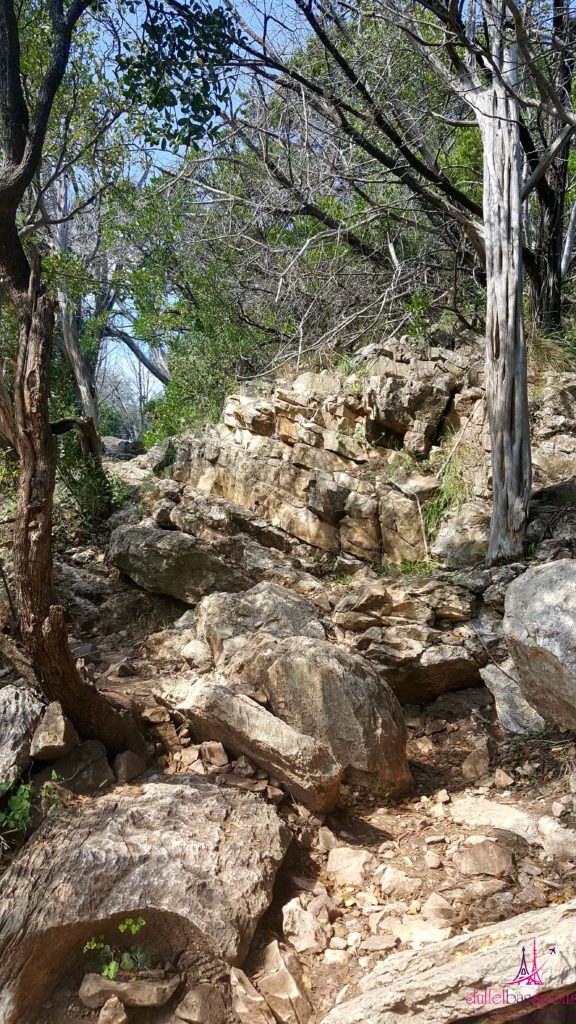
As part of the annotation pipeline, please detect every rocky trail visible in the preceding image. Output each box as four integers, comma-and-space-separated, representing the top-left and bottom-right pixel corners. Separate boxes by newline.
2, 335, 576, 1024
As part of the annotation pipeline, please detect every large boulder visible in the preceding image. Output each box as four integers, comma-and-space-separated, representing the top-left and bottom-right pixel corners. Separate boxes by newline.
223, 637, 412, 794
504, 560, 576, 728
180, 681, 342, 812
320, 899, 576, 1024
195, 582, 325, 664
109, 526, 254, 603
0, 685, 43, 788
0, 778, 290, 1024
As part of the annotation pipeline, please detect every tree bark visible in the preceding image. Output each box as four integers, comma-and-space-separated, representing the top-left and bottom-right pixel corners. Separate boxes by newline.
57, 289, 100, 425
528, 178, 567, 331
11, 261, 145, 755
475, 14, 531, 564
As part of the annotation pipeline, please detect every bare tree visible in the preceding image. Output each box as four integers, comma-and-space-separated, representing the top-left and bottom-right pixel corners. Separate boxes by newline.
222, 0, 576, 560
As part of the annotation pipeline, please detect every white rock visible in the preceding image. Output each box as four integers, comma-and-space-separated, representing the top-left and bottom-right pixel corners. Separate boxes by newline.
230, 968, 275, 1024
283, 898, 330, 953
327, 848, 375, 887
323, 949, 350, 966
379, 867, 419, 898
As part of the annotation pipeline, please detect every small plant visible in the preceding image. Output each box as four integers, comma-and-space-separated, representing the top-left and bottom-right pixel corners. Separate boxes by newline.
385, 558, 441, 577
0, 782, 33, 846
333, 571, 353, 585
83, 916, 151, 980
405, 293, 432, 351
423, 459, 468, 539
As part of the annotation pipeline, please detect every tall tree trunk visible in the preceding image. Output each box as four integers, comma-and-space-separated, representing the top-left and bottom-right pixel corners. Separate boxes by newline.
475, 14, 531, 563
12, 261, 145, 755
527, 0, 575, 330
58, 289, 99, 425
529, 181, 566, 331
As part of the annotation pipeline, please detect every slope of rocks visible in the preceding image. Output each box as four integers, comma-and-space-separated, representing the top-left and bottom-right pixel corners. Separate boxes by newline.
3, 334, 576, 1023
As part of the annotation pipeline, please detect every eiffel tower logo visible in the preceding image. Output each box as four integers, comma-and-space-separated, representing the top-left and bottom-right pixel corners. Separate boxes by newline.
507, 939, 545, 986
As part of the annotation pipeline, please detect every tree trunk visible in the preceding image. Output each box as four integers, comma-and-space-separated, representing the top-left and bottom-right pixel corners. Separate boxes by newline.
12, 262, 145, 755
58, 289, 100, 425
475, 18, 531, 563
529, 183, 566, 331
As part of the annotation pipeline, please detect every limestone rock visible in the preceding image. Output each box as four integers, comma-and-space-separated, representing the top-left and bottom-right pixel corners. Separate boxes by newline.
431, 502, 490, 568
480, 658, 545, 734
97, 996, 127, 1024
379, 867, 419, 898
109, 526, 253, 603
0, 685, 43, 787
257, 940, 312, 1024
80, 973, 181, 1008
504, 560, 576, 728
175, 983, 226, 1022
282, 897, 330, 953
195, 582, 325, 664
230, 968, 276, 1024
379, 490, 426, 564
29, 701, 79, 760
181, 638, 213, 671
461, 744, 489, 781
450, 795, 576, 860
364, 375, 452, 457
327, 848, 375, 887
232, 636, 411, 793
319, 900, 576, 1023
0, 778, 290, 1024
180, 681, 342, 811
144, 437, 177, 475
455, 838, 514, 877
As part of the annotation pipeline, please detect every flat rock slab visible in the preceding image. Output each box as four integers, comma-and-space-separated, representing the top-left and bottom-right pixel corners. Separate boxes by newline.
450, 795, 576, 861
0, 777, 290, 1024
320, 900, 576, 1023
181, 681, 342, 812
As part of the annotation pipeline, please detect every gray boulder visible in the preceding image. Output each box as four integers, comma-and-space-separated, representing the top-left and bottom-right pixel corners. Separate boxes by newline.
0, 777, 290, 1024
504, 560, 576, 728
181, 681, 342, 812
225, 637, 412, 794
0, 685, 43, 788
109, 526, 253, 603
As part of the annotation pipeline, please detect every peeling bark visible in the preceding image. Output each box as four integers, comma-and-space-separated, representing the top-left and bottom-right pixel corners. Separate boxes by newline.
474, 6, 531, 563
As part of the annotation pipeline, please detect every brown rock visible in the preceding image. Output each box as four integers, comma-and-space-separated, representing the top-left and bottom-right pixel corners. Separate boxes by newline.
29, 702, 79, 760
455, 839, 513, 878
80, 973, 181, 1008
97, 996, 127, 1024
175, 983, 226, 1022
